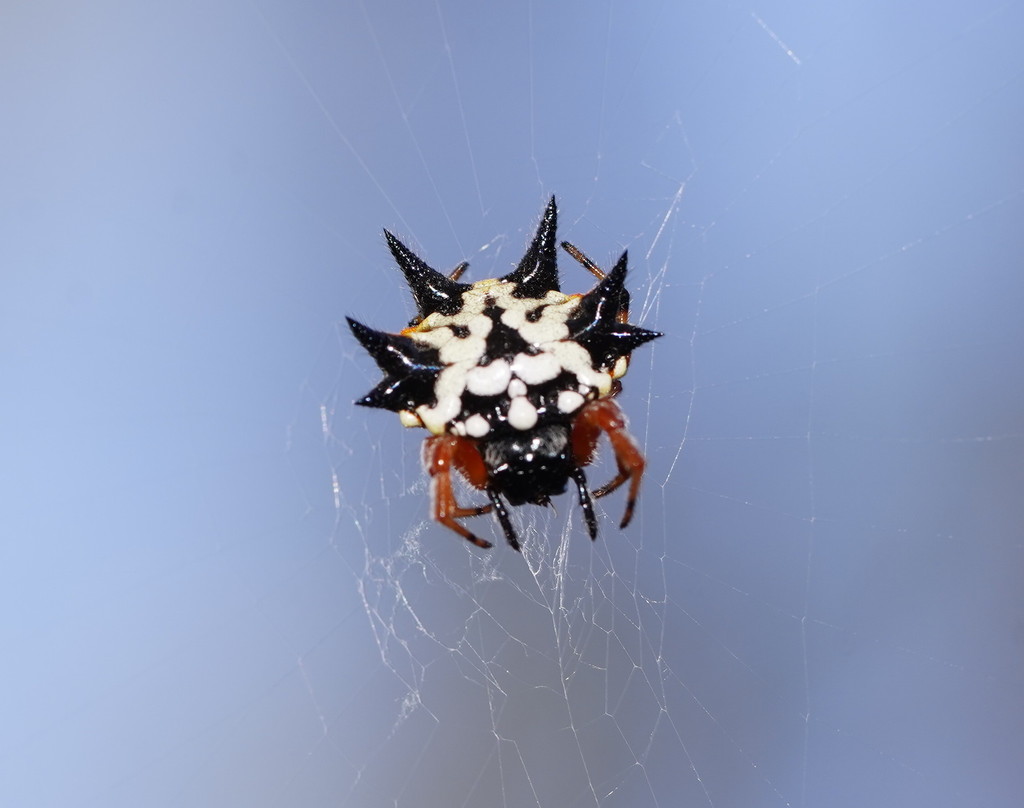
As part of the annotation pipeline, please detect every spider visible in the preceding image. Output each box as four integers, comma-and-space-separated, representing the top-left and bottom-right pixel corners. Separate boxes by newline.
347, 197, 661, 551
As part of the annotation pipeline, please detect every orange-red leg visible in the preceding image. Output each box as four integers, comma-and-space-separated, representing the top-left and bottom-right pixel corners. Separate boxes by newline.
423, 435, 493, 549
571, 398, 647, 529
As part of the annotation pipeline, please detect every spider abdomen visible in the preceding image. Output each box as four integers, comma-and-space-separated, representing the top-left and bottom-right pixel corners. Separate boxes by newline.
399, 281, 613, 438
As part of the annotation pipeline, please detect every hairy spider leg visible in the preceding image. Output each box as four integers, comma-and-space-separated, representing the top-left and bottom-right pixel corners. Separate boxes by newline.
570, 398, 647, 529
560, 241, 606, 281
447, 261, 469, 282
423, 435, 494, 549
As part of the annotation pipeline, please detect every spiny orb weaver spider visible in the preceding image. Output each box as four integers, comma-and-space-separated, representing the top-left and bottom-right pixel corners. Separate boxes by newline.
347, 197, 661, 551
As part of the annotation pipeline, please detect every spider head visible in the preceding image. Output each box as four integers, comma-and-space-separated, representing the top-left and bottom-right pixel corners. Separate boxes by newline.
480, 424, 574, 506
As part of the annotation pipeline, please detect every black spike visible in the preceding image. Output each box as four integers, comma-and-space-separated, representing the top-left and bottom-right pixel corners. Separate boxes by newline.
591, 325, 663, 366
502, 196, 560, 297
384, 230, 469, 319
565, 251, 663, 369
566, 250, 629, 339
346, 317, 443, 412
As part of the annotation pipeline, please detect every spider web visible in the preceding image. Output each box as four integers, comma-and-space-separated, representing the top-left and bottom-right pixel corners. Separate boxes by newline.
3, 1, 1023, 807
288, 2, 1024, 805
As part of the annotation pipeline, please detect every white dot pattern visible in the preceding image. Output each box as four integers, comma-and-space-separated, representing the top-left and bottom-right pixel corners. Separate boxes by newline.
404, 279, 624, 436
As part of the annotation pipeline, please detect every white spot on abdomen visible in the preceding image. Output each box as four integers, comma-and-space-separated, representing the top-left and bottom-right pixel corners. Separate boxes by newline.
557, 390, 585, 414
507, 396, 538, 430
466, 359, 512, 396
464, 413, 491, 437
512, 352, 560, 385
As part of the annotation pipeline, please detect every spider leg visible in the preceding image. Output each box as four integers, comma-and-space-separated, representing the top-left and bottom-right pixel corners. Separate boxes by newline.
423, 435, 494, 549
448, 261, 469, 281
486, 488, 521, 552
560, 241, 606, 281
570, 466, 598, 540
571, 398, 647, 529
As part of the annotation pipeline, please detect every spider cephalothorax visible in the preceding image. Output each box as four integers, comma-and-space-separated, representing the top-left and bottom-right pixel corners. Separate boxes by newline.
348, 197, 661, 551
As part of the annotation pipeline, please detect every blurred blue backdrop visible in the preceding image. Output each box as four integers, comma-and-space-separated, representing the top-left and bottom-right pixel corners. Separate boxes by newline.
2, 1, 1022, 806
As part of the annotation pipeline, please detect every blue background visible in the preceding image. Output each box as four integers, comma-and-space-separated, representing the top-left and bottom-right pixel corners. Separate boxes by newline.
3, 1, 1022, 806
